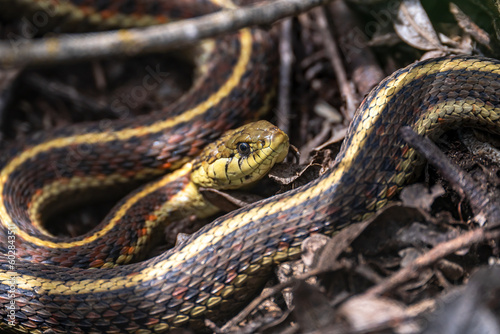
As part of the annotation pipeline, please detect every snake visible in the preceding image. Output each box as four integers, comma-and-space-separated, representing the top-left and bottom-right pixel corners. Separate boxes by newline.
2, 0, 500, 333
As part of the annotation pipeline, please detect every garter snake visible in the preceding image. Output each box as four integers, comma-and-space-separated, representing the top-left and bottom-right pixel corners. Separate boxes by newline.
1, 1, 500, 334
0, 0, 278, 266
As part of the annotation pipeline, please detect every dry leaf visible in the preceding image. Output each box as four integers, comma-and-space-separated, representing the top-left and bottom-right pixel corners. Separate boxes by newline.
394, 0, 444, 51
400, 183, 445, 211
338, 295, 418, 333
450, 2, 491, 48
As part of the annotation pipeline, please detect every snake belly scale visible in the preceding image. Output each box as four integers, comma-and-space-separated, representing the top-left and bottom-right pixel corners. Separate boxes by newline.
2, 1, 500, 333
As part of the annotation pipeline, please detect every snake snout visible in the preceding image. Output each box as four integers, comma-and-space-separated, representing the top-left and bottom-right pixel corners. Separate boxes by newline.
267, 128, 289, 164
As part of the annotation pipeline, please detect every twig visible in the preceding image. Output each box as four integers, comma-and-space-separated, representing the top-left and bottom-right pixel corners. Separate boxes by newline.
312, 7, 358, 121
0, 0, 336, 67
365, 228, 500, 297
205, 319, 223, 334
23, 74, 116, 118
449, 3, 491, 49
328, 0, 384, 95
222, 219, 370, 331
0, 69, 19, 130
220, 265, 341, 332
400, 126, 500, 227
278, 18, 293, 135
364, 127, 500, 297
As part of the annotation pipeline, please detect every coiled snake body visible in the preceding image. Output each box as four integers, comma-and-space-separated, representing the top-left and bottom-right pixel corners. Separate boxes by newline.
1, 0, 500, 333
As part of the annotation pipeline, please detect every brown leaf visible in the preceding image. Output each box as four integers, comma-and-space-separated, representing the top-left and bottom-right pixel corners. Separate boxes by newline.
394, 0, 444, 51
313, 221, 372, 271
301, 234, 330, 269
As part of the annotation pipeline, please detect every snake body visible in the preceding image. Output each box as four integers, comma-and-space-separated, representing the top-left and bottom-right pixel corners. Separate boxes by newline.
1, 0, 500, 333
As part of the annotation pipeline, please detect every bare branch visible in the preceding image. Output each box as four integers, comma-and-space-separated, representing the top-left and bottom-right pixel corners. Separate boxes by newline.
0, 0, 335, 67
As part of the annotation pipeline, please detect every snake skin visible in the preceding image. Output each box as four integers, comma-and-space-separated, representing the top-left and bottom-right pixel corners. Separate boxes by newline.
0, 0, 500, 333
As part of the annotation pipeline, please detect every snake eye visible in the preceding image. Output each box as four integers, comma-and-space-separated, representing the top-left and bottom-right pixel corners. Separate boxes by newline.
237, 142, 251, 156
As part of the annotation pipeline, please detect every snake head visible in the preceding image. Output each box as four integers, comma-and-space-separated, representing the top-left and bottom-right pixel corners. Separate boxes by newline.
191, 120, 289, 190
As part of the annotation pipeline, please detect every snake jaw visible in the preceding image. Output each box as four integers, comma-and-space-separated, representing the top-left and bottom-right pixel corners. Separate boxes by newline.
191, 120, 289, 190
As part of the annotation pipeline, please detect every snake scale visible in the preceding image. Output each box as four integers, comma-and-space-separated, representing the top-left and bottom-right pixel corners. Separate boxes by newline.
1, 0, 500, 333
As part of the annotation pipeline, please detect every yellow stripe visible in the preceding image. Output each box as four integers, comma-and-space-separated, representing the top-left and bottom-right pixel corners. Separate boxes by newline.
2, 57, 485, 295
27, 167, 167, 238
24, 163, 191, 249
0, 28, 253, 248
